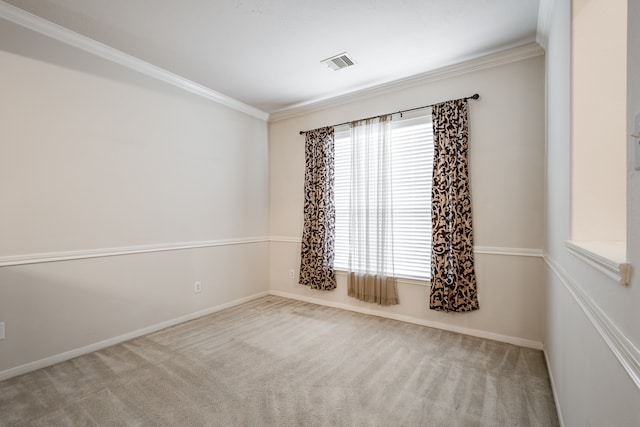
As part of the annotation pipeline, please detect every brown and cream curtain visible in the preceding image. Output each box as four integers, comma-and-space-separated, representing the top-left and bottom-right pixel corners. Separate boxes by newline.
299, 127, 337, 290
429, 99, 479, 312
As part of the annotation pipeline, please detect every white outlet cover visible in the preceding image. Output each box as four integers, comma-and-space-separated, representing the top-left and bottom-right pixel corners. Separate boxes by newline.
0, 322, 5, 340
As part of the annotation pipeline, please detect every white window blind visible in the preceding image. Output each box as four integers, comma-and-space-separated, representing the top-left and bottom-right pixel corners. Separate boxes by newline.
334, 109, 433, 280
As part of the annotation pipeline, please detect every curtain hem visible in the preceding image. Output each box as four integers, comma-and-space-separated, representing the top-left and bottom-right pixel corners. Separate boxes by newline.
347, 272, 399, 306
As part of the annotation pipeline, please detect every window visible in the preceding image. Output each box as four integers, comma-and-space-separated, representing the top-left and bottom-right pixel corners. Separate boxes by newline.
568, 0, 628, 282
334, 109, 433, 280
571, 0, 626, 248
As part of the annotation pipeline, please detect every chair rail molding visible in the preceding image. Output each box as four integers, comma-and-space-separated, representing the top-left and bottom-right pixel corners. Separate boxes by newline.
0, 237, 271, 267
270, 237, 544, 258
545, 254, 640, 391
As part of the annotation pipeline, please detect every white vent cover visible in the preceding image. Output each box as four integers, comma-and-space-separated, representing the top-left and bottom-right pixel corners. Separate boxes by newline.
321, 52, 356, 70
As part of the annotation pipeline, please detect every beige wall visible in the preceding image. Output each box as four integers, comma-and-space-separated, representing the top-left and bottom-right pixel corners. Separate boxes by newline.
571, 0, 627, 243
0, 55, 268, 254
0, 24, 270, 376
269, 55, 546, 347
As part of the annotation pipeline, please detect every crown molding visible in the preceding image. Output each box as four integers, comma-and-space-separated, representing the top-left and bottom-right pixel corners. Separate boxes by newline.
536, 0, 555, 49
0, 1, 269, 121
268, 42, 544, 123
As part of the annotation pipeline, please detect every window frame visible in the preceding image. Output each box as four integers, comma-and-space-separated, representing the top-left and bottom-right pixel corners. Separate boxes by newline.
333, 109, 434, 282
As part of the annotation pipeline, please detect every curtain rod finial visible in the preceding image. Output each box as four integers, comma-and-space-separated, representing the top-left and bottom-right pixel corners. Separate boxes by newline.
470, 93, 480, 100
299, 131, 305, 135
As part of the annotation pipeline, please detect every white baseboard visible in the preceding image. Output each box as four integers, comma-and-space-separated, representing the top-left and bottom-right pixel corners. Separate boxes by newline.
0, 291, 269, 382
544, 346, 566, 427
269, 290, 543, 350
1, 287, 545, 381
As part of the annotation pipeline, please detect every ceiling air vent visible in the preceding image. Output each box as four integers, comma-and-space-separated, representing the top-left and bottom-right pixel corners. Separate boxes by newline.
321, 52, 356, 71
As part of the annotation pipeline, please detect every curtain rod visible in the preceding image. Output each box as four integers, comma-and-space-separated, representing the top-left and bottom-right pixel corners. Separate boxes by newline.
298, 93, 480, 135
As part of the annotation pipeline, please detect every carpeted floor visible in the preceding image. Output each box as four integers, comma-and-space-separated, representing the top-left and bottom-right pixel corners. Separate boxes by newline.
0, 296, 559, 426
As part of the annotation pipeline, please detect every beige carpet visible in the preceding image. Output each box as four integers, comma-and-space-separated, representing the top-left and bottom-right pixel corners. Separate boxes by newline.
0, 296, 559, 426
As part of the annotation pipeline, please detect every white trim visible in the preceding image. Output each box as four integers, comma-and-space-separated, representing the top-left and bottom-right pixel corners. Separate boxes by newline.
543, 348, 566, 427
536, 0, 556, 48
0, 1, 268, 121
0, 291, 270, 382
269, 236, 303, 244
271, 237, 544, 259
0, 237, 270, 267
0, 238, 544, 268
395, 276, 431, 287
565, 241, 631, 286
545, 255, 640, 391
268, 43, 544, 122
474, 246, 544, 258
269, 290, 543, 350
270, 237, 302, 243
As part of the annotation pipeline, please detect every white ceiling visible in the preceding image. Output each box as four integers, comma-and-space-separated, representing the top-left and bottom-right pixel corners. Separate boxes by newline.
2, 0, 541, 114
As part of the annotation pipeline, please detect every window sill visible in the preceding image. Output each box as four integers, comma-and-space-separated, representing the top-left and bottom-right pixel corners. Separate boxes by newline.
565, 240, 631, 286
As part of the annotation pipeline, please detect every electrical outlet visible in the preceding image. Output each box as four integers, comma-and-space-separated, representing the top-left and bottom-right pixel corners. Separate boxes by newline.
0, 322, 5, 340
289, 269, 295, 279
194, 281, 202, 293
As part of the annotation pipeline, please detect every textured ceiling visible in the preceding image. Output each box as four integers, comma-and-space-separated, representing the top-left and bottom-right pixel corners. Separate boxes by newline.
2, 0, 541, 113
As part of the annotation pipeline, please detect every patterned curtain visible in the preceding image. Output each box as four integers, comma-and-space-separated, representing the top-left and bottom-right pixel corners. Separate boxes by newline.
429, 99, 479, 312
299, 127, 337, 290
